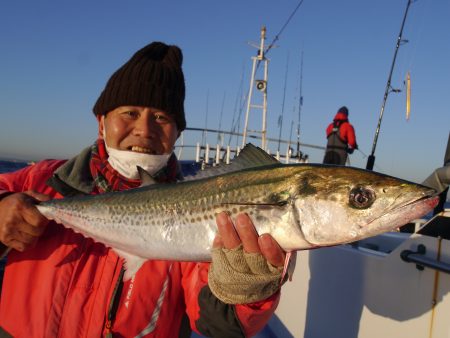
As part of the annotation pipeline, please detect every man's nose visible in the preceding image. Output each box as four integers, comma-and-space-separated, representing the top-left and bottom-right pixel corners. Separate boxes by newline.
133, 115, 159, 138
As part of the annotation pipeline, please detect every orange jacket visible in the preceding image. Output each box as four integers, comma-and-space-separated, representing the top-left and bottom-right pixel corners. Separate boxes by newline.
0, 154, 279, 337
326, 112, 358, 149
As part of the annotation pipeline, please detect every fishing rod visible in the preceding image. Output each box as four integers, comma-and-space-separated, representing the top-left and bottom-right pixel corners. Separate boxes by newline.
288, 50, 303, 157
264, 0, 305, 57
277, 53, 290, 153
357, 148, 384, 172
366, 0, 413, 170
228, 63, 246, 148
296, 51, 304, 159
201, 90, 210, 149
217, 92, 226, 146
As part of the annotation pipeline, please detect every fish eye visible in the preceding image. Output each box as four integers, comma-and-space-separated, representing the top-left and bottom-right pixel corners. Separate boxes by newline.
349, 186, 376, 209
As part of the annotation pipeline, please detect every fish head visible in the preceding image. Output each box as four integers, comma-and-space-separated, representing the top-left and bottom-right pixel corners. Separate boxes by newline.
291, 166, 439, 247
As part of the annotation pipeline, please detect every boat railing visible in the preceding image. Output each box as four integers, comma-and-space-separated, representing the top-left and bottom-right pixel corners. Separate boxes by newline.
174, 126, 323, 166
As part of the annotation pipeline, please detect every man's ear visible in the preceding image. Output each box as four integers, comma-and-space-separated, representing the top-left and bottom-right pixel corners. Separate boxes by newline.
97, 115, 105, 138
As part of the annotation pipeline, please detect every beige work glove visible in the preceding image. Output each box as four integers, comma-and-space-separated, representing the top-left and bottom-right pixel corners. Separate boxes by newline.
208, 244, 284, 304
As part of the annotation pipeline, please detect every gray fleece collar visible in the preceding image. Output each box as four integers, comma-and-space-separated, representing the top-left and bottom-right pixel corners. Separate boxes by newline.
48, 146, 95, 196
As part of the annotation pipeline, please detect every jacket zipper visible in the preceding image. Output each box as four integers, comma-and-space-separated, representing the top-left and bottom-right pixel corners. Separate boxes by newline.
104, 267, 125, 337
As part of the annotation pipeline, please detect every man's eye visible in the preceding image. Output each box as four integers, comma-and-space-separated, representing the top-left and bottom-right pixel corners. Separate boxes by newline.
154, 113, 171, 123
122, 111, 139, 118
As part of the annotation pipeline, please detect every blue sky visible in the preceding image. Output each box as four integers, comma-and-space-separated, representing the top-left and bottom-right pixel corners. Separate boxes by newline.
0, 0, 449, 184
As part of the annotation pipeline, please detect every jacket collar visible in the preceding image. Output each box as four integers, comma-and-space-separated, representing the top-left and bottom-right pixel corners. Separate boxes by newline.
46, 146, 95, 197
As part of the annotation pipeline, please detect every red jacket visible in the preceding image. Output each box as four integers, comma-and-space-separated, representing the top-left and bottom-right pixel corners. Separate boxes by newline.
0, 151, 279, 337
326, 112, 358, 149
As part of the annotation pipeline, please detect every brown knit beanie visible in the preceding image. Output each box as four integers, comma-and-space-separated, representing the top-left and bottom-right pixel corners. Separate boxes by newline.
93, 41, 186, 131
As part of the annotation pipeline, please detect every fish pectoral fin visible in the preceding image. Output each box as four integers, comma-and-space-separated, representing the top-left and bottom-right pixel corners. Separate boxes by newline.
113, 248, 147, 280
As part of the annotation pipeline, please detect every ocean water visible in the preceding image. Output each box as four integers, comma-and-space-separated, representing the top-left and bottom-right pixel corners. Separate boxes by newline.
0, 160, 29, 174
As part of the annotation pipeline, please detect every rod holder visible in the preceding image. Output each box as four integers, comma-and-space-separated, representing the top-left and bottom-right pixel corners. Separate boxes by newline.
401, 244, 450, 274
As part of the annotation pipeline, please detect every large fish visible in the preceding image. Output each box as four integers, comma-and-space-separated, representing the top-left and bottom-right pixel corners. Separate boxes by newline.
37, 144, 438, 278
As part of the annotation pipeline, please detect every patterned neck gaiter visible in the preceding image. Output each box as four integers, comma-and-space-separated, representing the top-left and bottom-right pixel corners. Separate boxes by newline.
89, 139, 179, 193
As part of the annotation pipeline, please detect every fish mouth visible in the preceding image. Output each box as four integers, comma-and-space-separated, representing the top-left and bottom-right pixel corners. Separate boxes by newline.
402, 189, 439, 208
383, 188, 438, 214
363, 190, 439, 228
394, 188, 439, 211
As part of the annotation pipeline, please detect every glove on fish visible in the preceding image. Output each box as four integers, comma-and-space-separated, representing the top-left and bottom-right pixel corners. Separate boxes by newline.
208, 244, 283, 304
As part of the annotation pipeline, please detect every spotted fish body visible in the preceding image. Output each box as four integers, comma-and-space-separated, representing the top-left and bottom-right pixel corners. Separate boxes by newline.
37, 144, 438, 278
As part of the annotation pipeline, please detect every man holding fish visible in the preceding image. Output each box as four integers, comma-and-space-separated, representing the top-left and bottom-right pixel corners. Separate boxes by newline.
0, 42, 286, 337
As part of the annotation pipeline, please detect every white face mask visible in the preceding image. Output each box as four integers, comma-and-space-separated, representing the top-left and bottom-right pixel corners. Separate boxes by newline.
102, 123, 171, 179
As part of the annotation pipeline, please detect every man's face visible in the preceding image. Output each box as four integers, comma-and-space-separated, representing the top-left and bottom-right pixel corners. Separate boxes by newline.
98, 106, 179, 155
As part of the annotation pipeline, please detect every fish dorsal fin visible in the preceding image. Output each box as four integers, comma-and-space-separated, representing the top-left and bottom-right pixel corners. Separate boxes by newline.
137, 166, 158, 187
184, 143, 279, 181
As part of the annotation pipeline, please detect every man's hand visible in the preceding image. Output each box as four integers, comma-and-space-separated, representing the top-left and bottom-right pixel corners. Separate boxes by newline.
208, 211, 286, 304
214, 212, 285, 267
0, 191, 50, 252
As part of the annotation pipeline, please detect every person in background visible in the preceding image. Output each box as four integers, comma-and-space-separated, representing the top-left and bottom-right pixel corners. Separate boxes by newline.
0, 42, 287, 337
323, 106, 358, 165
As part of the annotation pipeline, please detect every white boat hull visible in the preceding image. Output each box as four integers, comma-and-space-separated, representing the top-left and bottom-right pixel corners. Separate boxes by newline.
270, 211, 450, 338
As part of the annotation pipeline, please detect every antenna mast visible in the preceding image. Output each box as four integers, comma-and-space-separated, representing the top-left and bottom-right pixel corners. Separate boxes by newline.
242, 26, 269, 150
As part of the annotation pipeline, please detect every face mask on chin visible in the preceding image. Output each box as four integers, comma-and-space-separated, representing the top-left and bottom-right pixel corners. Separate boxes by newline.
102, 124, 171, 179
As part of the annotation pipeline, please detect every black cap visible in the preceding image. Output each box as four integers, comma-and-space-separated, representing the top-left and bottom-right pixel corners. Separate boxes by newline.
338, 106, 349, 115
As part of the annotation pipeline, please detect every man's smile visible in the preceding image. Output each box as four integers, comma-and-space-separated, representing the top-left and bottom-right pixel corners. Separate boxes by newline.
130, 145, 155, 154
